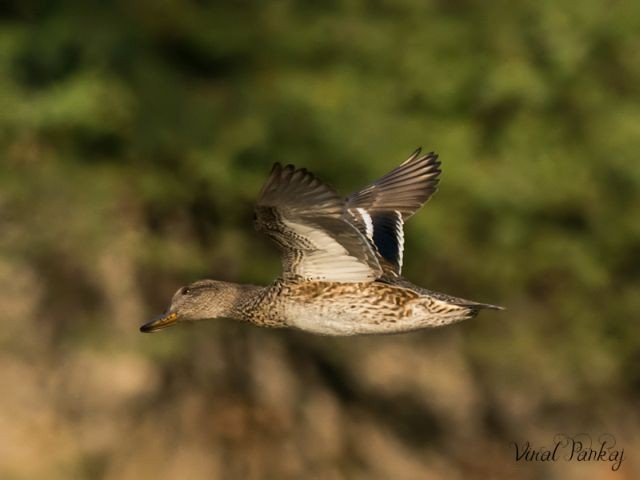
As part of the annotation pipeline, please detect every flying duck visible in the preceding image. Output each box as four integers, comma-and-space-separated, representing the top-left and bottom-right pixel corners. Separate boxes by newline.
140, 149, 503, 335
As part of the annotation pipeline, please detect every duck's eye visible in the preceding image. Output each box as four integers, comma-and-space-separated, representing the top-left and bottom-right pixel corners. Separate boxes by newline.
180, 287, 190, 295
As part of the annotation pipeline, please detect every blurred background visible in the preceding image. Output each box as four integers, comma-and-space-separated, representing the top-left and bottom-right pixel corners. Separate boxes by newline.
1, 1, 639, 479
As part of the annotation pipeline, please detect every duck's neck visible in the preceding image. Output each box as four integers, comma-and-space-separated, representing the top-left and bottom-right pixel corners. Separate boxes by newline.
225, 281, 290, 328
226, 283, 268, 321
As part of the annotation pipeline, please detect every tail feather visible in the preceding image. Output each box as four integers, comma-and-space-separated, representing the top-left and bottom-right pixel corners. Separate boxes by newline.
459, 301, 505, 311
425, 289, 505, 312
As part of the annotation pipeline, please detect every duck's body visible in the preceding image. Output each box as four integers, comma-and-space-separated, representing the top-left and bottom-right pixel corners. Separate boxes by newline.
260, 279, 496, 335
141, 149, 503, 336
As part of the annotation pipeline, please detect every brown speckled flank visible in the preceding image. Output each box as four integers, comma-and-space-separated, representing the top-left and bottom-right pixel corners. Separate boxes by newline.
141, 149, 503, 336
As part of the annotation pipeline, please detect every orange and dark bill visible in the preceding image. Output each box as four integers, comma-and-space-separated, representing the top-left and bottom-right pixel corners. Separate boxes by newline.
140, 312, 179, 333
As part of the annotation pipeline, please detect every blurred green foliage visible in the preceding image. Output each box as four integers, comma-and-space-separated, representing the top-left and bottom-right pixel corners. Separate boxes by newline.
1, 1, 639, 478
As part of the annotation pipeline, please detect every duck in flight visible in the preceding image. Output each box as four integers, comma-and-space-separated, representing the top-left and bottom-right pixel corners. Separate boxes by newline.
140, 149, 503, 336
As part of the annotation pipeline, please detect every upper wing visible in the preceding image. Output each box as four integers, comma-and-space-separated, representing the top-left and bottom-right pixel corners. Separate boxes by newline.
346, 148, 441, 274
255, 163, 382, 282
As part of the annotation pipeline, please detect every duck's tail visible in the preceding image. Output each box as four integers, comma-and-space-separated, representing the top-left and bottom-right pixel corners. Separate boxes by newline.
461, 300, 505, 311
427, 290, 505, 312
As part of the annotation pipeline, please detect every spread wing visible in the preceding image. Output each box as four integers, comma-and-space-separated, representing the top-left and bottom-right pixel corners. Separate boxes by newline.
346, 148, 441, 275
255, 163, 382, 282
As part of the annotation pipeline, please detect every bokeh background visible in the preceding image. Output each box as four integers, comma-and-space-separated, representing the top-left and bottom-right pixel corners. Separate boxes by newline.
1, 1, 639, 479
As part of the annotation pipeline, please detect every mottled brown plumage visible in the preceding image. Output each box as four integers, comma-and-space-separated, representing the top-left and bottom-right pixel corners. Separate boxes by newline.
141, 148, 503, 336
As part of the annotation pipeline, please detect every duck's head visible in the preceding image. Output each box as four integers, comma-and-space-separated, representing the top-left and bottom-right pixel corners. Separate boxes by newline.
140, 280, 245, 333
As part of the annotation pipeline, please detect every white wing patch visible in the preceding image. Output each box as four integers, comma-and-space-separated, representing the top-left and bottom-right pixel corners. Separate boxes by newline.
283, 219, 379, 282
355, 208, 374, 241
394, 210, 405, 272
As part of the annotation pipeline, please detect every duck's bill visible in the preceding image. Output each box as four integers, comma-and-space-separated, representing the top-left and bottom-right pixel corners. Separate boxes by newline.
140, 312, 179, 333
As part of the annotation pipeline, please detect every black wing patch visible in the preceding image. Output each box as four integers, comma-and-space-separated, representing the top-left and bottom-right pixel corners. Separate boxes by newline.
370, 211, 404, 272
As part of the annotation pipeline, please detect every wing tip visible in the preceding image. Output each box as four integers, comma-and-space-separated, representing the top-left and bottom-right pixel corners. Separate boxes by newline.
398, 149, 441, 180
270, 162, 283, 173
